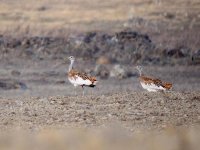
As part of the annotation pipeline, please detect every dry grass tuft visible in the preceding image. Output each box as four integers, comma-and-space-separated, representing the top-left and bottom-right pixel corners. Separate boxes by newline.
0, 0, 200, 35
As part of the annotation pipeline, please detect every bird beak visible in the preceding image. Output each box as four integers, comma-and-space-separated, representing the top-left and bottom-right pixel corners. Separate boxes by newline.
63, 57, 69, 63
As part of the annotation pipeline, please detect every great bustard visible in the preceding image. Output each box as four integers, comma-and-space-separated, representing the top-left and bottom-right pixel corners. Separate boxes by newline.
136, 66, 172, 92
68, 56, 98, 95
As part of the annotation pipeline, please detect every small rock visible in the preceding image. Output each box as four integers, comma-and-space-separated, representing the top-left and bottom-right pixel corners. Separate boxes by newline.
94, 64, 109, 79
96, 56, 110, 65
57, 100, 65, 105
163, 12, 175, 19
163, 47, 190, 58
142, 56, 160, 65
56, 80, 65, 84
192, 49, 200, 64
83, 32, 96, 43
3, 121, 9, 125
0, 80, 27, 90
110, 64, 130, 79
11, 70, 21, 76
77, 109, 85, 115
50, 100, 56, 104
37, 6, 47, 11
21, 39, 30, 47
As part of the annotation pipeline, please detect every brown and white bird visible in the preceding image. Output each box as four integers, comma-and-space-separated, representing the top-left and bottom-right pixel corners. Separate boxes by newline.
136, 66, 172, 92
68, 56, 98, 95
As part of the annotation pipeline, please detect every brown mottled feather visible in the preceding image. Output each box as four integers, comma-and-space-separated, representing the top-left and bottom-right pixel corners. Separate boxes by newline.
68, 69, 97, 84
139, 75, 172, 89
162, 83, 172, 90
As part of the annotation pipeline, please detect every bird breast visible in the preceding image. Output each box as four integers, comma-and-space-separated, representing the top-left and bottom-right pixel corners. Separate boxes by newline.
140, 82, 166, 92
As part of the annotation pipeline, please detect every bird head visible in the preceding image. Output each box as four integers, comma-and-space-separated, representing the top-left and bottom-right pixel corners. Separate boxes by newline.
68, 56, 75, 62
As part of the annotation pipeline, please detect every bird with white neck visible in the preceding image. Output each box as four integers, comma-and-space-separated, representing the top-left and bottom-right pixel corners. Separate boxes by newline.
136, 66, 172, 92
67, 56, 98, 95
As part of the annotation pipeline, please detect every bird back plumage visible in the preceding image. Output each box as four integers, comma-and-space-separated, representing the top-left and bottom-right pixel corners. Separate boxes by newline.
68, 69, 97, 87
139, 75, 172, 90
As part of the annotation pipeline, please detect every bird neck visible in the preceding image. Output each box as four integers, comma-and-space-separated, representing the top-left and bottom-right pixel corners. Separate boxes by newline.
138, 69, 142, 76
68, 60, 74, 72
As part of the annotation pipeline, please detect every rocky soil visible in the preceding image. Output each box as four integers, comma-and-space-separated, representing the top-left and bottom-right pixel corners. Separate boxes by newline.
0, 30, 199, 67
0, 91, 199, 131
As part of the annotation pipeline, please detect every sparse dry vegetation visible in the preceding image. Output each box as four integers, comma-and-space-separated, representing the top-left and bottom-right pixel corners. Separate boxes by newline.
0, 0, 199, 149
0, 0, 200, 34
0, 0, 200, 50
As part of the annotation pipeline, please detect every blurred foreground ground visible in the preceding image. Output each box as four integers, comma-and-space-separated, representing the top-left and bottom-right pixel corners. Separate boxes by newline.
0, 126, 200, 150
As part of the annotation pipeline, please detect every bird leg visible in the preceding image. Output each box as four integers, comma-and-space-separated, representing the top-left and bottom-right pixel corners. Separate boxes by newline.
74, 86, 77, 96
81, 85, 85, 96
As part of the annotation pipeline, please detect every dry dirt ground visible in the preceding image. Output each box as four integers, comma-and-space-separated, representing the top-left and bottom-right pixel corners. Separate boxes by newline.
0, 56, 199, 150
1, 91, 200, 131
0, 60, 199, 131
0, 86, 200, 150
0, 0, 200, 149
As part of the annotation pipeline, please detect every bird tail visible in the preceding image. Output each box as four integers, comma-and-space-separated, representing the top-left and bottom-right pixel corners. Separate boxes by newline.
162, 82, 172, 90
89, 77, 98, 87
